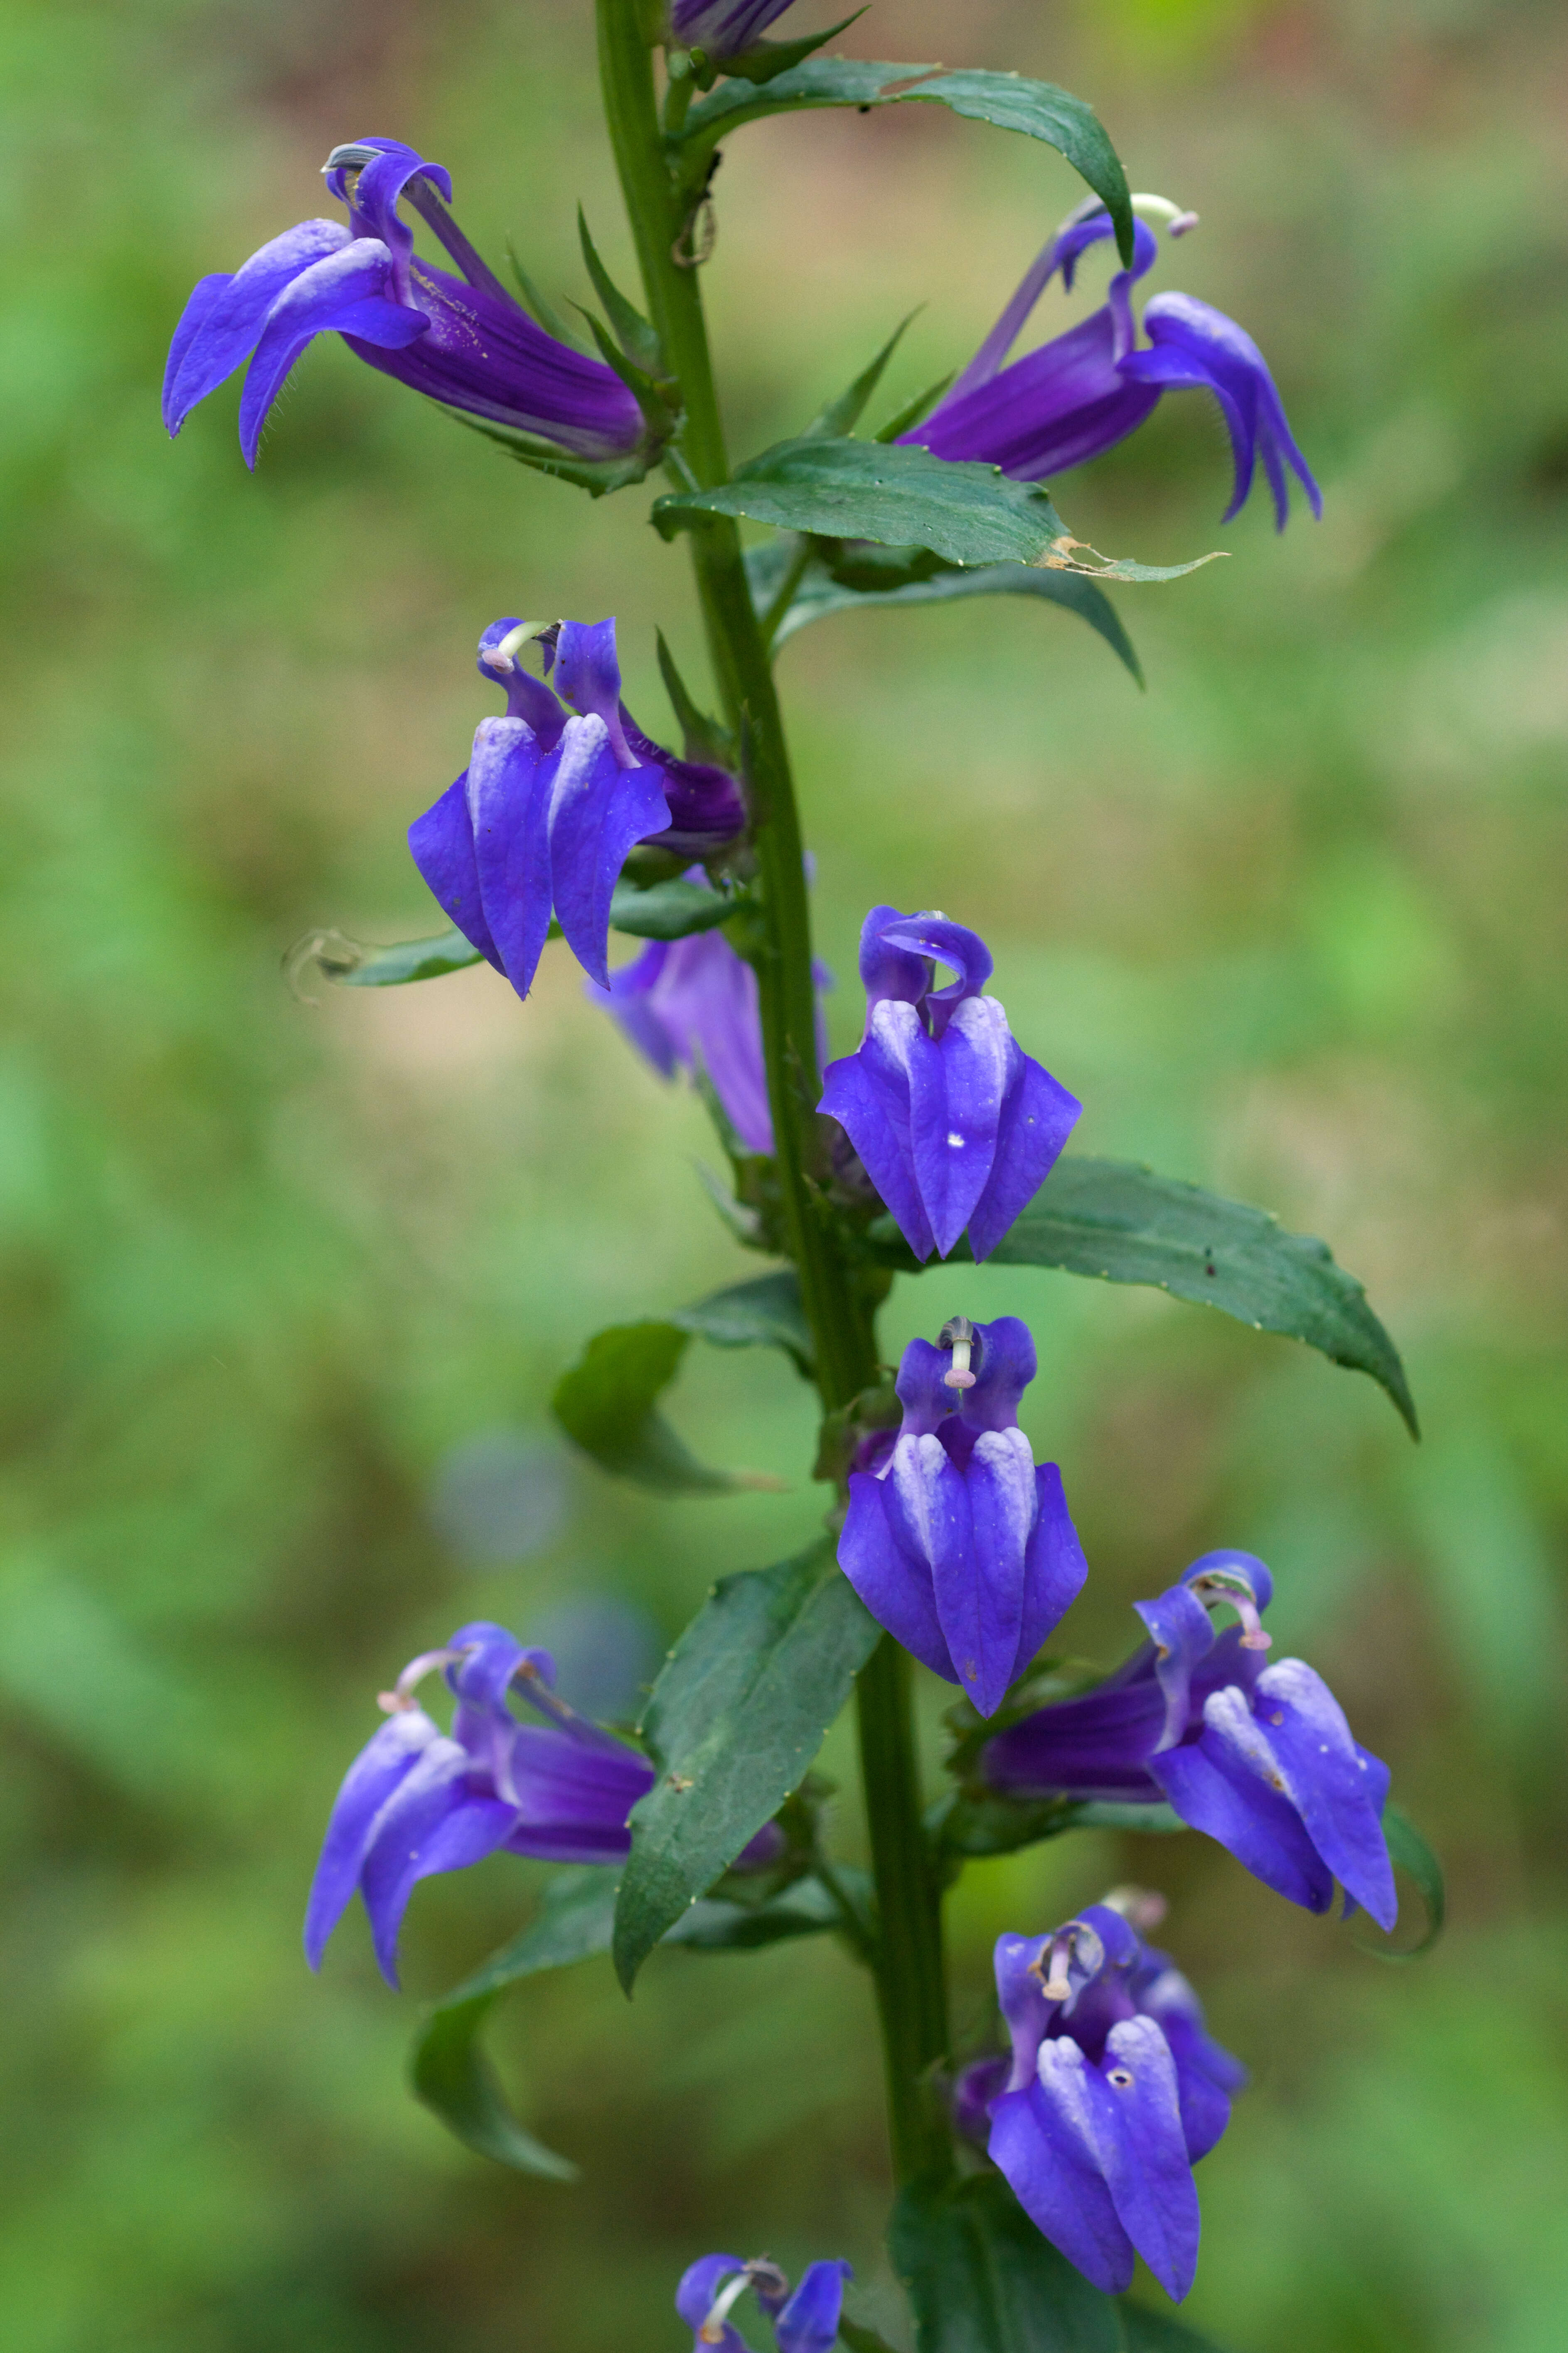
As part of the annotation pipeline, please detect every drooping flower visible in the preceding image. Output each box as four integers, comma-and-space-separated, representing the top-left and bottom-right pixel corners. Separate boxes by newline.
904, 197, 1321, 530
820, 906, 1080, 1263
677, 2253, 852, 2353
305, 1619, 655, 1986
982, 1550, 1398, 1928
409, 618, 747, 997
164, 138, 646, 469
974, 1893, 1245, 2300
668, 2, 800, 59
587, 922, 773, 1151
838, 1316, 1088, 1718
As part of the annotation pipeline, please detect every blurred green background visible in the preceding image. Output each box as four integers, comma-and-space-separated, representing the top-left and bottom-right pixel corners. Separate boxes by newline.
2, 0, 1566, 2346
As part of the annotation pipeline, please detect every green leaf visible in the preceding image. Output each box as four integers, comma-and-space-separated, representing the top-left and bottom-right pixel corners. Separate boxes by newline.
1119, 2310, 1230, 2351
606, 874, 752, 940
576, 207, 664, 375
656, 629, 736, 768
505, 241, 583, 349
671, 1268, 814, 1376
711, 10, 868, 87
867, 1154, 1419, 1438
670, 1867, 871, 1952
838, 2321, 905, 2353
613, 1541, 880, 1989
552, 1321, 784, 1496
892, 2171, 1125, 2352
932, 1789, 1183, 1861
804, 313, 919, 439
286, 923, 483, 993
678, 61, 1133, 267
410, 1866, 617, 2179
657, 440, 1219, 583
746, 541, 1143, 684
657, 438, 1070, 568
454, 412, 657, 496
1360, 1802, 1445, 1959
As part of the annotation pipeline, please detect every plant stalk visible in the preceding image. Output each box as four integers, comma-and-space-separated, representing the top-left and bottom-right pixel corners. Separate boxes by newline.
594, 0, 951, 2186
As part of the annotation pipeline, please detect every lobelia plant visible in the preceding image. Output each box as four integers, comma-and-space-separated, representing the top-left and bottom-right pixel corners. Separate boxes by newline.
169, 2, 1443, 2342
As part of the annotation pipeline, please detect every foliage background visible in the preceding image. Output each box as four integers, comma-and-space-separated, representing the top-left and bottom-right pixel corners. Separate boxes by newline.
2, 0, 1565, 2346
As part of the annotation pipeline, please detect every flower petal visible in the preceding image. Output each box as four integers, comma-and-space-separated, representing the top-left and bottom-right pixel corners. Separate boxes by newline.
303, 1706, 442, 1969
1095, 2016, 1202, 2302
1136, 1967, 1243, 2162
357, 1741, 517, 1985
967, 1041, 1081, 1262
1250, 1659, 1396, 1929
774, 2261, 853, 2353
236, 238, 426, 466
1152, 1686, 1337, 1913
990, 2070, 1136, 2296
1014, 1464, 1090, 1681
1132, 1582, 1216, 1752
163, 219, 352, 432
820, 1007, 937, 1263
907, 997, 1009, 1259
545, 715, 670, 990
948, 1426, 1037, 1717
408, 770, 500, 969
676, 2255, 748, 2352
553, 619, 634, 765
982, 1676, 1167, 1802
1128, 293, 1322, 528
839, 1459, 952, 1681
466, 716, 556, 999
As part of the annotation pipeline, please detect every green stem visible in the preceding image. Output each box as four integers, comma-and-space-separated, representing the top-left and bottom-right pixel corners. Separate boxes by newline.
594, 0, 950, 2188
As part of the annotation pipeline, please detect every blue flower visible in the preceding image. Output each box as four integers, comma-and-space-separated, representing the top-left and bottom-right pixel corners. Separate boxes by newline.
669, 2, 800, 59
820, 906, 1080, 1263
587, 920, 773, 1152
409, 619, 748, 997
164, 138, 645, 469
838, 1317, 1088, 1718
904, 197, 1320, 529
979, 1895, 1245, 2299
677, 2254, 852, 2353
982, 1551, 1398, 1928
305, 1620, 654, 1986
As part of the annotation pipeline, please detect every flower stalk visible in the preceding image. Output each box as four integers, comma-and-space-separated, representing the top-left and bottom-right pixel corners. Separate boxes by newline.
593, 0, 950, 2185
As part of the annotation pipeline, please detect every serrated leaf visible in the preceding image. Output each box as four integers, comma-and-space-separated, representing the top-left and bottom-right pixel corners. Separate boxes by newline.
613, 1541, 880, 1989
658, 440, 1216, 583
866, 1154, 1418, 1437
746, 541, 1142, 683
671, 1268, 814, 1375
657, 438, 1070, 568
678, 61, 1133, 267
1359, 1802, 1445, 1960
805, 313, 918, 439
552, 1321, 782, 1496
892, 2171, 1125, 2353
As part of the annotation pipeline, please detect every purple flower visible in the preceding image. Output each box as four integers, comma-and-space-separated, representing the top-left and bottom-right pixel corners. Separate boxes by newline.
979, 1895, 1245, 2299
409, 618, 747, 998
304, 1620, 654, 1986
838, 1316, 1088, 1718
677, 2254, 852, 2353
820, 906, 1080, 1263
669, 2, 799, 59
587, 921, 773, 1152
904, 197, 1321, 530
164, 138, 645, 470
982, 1551, 1398, 1929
